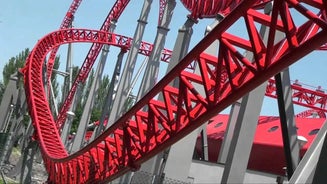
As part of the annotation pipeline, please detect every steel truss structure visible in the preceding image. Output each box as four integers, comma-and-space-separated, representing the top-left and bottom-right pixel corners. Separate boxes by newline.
20, 0, 327, 183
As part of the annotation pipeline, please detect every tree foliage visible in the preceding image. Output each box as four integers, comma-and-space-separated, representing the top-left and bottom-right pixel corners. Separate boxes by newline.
69, 70, 111, 133
0, 48, 29, 103
0, 48, 61, 123
0, 82, 5, 103
2, 48, 29, 86
95, 75, 110, 110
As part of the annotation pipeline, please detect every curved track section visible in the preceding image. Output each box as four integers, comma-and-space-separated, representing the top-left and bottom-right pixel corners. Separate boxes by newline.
46, 0, 83, 81
56, 0, 130, 129
180, 0, 270, 19
23, 0, 327, 183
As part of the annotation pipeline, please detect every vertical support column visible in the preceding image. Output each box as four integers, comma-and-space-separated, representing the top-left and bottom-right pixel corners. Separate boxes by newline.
61, 110, 75, 147
136, 0, 176, 101
0, 74, 18, 131
7, 120, 34, 179
218, 99, 241, 163
71, 44, 111, 152
199, 15, 224, 162
161, 15, 224, 183
200, 126, 209, 161
96, 49, 126, 134
219, 6, 284, 182
134, 16, 196, 184
0, 73, 25, 167
218, 2, 274, 165
62, 43, 73, 102
19, 140, 38, 184
312, 122, 327, 184
108, 0, 153, 126
221, 83, 266, 183
62, 19, 74, 102
49, 79, 59, 117
70, 20, 117, 152
161, 129, 202, 183
124, 2, 176, 183
61, 83, 83, 149
3, 88, 27, 163
61, 24, 75, 145
166, 18, 195, 73
289, 120, 327, 183
275, 69, 300, 179
0, 132, 11, 166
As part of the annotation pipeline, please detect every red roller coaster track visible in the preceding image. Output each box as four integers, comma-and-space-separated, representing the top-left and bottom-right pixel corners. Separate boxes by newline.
55, 0, 130, 129
22, 0, 327, 183
266, 78, 327, 113
46, 0, 83, 82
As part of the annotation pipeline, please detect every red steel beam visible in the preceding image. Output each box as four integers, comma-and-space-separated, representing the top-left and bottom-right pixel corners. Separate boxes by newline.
23, 0, 327, 183
180, 0, 271, 19
46, 0, 83, 81
266, 78, 327, 112
295, 109, 326, 118
55, 0, 327, 129
56, 0, 130, 129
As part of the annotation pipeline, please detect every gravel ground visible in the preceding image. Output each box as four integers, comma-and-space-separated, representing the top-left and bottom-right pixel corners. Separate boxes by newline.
1, 147, 48, 184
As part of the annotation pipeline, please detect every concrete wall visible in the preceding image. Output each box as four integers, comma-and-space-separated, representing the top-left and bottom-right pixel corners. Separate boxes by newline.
189, 160, 281, 183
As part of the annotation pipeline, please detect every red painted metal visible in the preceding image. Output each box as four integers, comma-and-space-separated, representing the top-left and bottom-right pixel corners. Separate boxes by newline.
54, 36, 178, 130
56, 0, 178, 129
266, 78, 327, 112
23, 0, 327, 183
180, 0, 271, 19
46, 0, 83, 82
56, 0, 131, 129
295, 109, 326, 118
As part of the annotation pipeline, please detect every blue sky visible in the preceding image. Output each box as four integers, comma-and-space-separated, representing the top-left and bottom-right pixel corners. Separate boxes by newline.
0, 1, 211, 80
0, 0, 326, 115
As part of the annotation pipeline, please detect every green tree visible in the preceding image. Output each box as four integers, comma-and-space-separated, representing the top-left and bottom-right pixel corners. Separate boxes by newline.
81, 69, 95, 107
94, 74, 110, 110
0, 82, 5, 102
0, 48, 29, 103
2, 48, 29, 86
69, 73, 111, 133
0, 48, 61, 120
124, 93, 136, 112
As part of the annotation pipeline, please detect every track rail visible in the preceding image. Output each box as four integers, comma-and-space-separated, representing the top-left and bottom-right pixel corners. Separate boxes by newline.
46, 0, 83, 81
296, 109, 326, 118
56, 0, 131, 129
180, 0, 271, 19
266, 78, 327, 112
23, 0, 327, 183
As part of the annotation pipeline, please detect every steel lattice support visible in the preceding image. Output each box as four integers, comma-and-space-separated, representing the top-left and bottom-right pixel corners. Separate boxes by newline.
275, 69, 300, 179
0, 74, 19, 132
46, 0, 83, 88
136, 0, 176, 101
108, 0, 153, 128
93, 48, 127, 138
22, 0, 327, 183
56, 0, 131, 129
70, 20, 117, 152
266, 78, 327, 112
